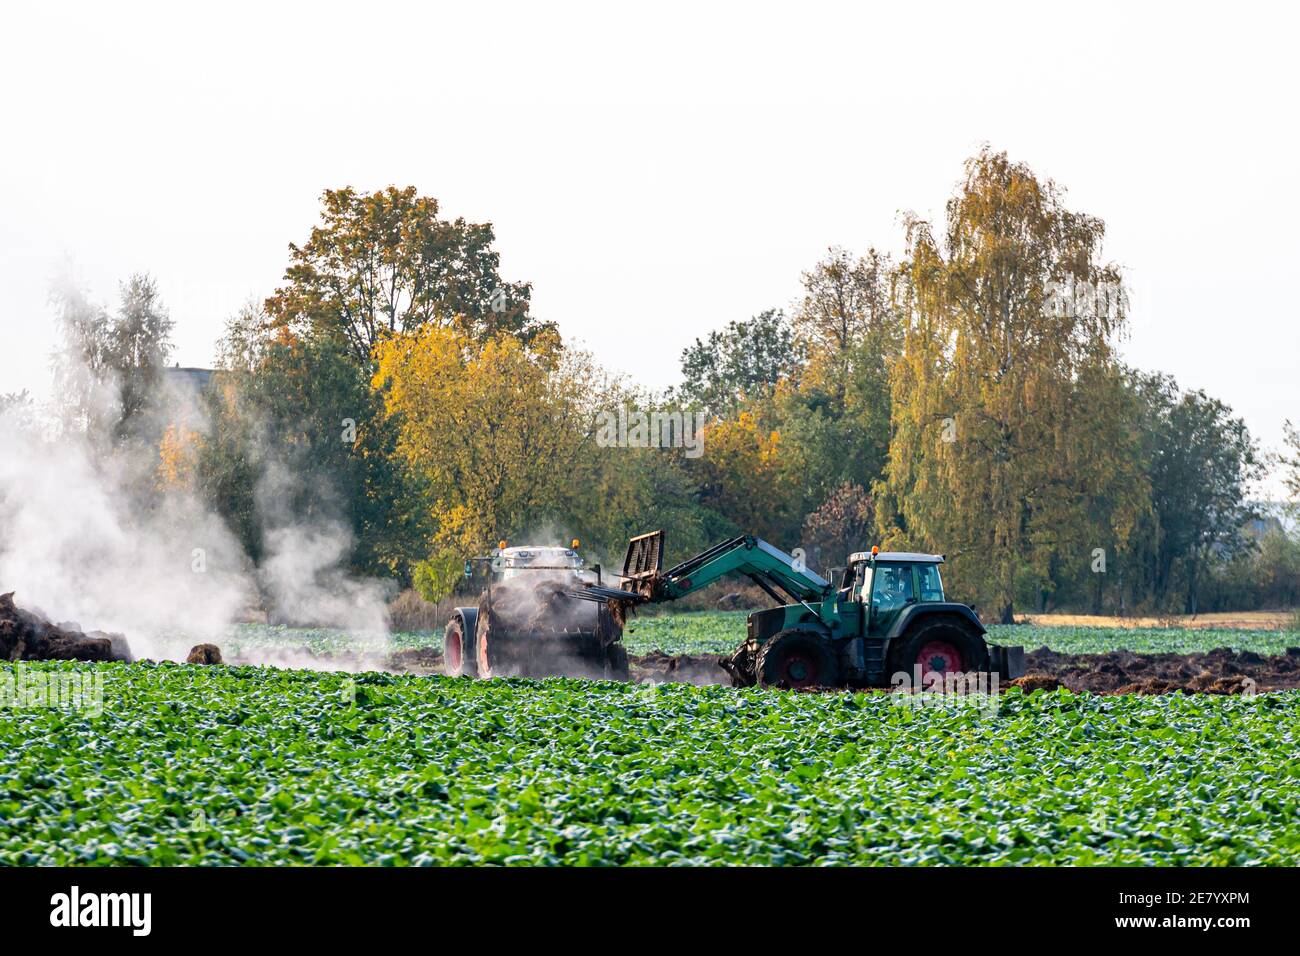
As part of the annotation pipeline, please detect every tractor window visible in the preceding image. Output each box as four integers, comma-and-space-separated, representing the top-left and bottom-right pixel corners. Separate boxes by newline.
851, 563, 868, 602
870, 564, 914, 613
917, 564, 944, 602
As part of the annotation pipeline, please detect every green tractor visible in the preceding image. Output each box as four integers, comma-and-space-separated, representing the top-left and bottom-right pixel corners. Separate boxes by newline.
570, 531, 1024, 690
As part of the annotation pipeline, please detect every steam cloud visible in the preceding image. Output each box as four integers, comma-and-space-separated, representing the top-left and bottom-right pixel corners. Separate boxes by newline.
0, 348, 390, 664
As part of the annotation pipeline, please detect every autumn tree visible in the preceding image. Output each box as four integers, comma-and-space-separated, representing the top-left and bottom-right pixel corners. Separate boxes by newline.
794, 247, 899, 406
266, 186, 549, 367
879, 148, 1144, 622
374, 327, 595, 578
693, 410, 796, 542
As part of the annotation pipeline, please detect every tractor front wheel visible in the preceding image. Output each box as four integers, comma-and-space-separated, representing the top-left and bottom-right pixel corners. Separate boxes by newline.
756, 630, 839, 690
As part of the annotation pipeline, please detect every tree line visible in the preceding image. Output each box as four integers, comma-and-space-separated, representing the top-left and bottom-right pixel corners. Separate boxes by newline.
20, 154, 1300, 620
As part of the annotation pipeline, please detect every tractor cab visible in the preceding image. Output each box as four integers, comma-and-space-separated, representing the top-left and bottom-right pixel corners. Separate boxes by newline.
846, 551, 947, 637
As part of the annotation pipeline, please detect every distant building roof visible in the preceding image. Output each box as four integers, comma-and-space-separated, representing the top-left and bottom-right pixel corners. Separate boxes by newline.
163, 366, 214, 390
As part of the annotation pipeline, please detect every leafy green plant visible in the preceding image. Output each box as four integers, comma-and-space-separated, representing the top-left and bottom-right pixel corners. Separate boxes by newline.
617, 611, 1296, 657
200, 614, 1297, 662
1, 660, 1297, 866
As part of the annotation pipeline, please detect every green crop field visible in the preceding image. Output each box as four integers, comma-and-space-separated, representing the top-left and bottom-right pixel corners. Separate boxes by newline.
188, 612, 1300, 663
2, 660, 1298, 866
217, 624, 430, 659
624, 611, 1299, 657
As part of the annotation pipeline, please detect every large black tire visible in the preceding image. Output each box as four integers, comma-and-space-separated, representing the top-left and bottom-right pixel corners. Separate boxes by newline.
887, 617, 990, 686
443, 614, 472, 677
755, 629, 839, 689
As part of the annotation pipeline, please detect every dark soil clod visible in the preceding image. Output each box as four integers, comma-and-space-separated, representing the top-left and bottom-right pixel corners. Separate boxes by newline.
0, 592, 132, 663
185, 644, 224, 665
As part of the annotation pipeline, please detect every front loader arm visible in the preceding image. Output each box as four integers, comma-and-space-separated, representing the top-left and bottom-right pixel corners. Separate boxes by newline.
624, 532, 831, 606
564, 531, 832, 614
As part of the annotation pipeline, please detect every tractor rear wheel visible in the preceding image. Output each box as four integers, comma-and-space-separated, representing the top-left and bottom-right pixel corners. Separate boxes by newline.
443, 615, 474, 677
888, 618, 989, 686
756, 630, 839, 689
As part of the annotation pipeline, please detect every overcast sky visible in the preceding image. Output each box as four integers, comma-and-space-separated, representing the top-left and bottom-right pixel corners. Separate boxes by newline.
2, 0, 1296, 491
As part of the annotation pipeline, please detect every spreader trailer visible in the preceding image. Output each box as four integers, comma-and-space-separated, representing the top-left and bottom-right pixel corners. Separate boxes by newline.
444, 541, 629, 681
571, 531, 1025, 690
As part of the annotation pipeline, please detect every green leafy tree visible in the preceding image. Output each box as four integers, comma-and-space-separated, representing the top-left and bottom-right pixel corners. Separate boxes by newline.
750, 247, 903, 534
265, 186, 549, 366
1283, 420, 1300, 510
202, 329, 429, 579
769, 334, 896, 520
794, 247, 899, 408
215, 299, 271, 373
111, 274, 174, 439
1131, 373, 1261, 613
677, 309, 803, 417
50, 273, 174, 444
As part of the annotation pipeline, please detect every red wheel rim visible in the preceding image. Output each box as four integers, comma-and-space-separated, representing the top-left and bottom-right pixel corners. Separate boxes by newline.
778, 650, 820, 688
477, 624, 492, 677
916, 639, 963, 678
445, 627, 462, 674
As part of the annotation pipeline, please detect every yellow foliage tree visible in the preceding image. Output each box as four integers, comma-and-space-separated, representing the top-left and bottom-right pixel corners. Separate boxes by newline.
156, 423, 200, 491
373, 327, 595, 571
696, 411, 795, 542
878, 149, 1147, 621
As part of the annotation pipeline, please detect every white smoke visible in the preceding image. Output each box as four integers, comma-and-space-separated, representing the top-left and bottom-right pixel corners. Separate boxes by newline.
0, 307, 391, 661
256, 460, 391, 636
0, 414, 254, 659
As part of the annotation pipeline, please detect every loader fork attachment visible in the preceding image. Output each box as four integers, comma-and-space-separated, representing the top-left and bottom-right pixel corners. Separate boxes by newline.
623, 530, 665, 580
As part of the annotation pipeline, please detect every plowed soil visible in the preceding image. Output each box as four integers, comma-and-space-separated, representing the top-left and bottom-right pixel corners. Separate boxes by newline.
625, 646, 1300, 694
1018, 645, 1300, 694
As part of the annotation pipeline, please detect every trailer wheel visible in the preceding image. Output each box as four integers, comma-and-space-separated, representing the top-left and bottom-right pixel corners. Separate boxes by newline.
888, 618, 989, 685
475, 598, 517, 678
756, 630, 839, 690
443, 615, 469, 677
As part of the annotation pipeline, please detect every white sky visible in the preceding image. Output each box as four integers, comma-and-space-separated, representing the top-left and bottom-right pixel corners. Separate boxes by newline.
2, 0, 1297, 491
